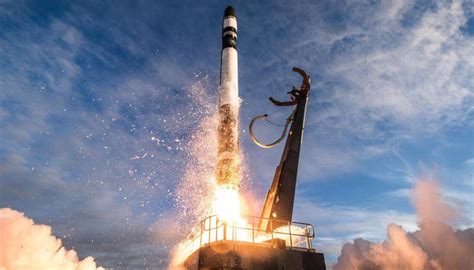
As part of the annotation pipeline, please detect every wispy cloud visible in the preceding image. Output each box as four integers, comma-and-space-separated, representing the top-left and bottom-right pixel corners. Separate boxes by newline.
243, 0, 473, 189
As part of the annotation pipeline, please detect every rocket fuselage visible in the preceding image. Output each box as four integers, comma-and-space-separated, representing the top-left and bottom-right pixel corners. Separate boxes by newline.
216, 6, 240, 187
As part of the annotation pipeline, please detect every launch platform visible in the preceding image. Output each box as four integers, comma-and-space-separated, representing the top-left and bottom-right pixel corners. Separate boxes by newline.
181, 215, 326, 270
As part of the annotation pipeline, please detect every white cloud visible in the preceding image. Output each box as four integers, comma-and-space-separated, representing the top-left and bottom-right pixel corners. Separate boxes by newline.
294, 198, 417, 264
334, 180, 474, 270
327, 0, 472, 132
0, 208, 103, 270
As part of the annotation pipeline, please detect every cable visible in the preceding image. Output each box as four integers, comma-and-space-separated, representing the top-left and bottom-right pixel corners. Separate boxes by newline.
249, 110, 295, 148
264, 118, 286, 127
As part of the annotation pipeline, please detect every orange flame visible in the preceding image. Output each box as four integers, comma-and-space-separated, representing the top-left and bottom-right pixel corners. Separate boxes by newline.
213, 185, 242, 224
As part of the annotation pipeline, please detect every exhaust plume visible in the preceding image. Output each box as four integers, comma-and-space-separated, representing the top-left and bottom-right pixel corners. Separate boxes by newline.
0, 208, 103, 270
334, 180, 474, 270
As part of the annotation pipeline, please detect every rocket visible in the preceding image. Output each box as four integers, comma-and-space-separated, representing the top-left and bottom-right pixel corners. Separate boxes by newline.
216, 6, 240, 188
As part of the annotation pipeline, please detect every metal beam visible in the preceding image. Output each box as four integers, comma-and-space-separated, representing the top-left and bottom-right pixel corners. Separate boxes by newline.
258, 68, 311, 232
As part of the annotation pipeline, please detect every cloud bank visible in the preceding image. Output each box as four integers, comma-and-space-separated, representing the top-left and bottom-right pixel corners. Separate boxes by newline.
334, 181, 474, 270
0, 208, 103, 270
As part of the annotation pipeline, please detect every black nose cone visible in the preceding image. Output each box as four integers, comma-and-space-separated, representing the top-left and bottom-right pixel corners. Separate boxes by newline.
224, 6, 236, 18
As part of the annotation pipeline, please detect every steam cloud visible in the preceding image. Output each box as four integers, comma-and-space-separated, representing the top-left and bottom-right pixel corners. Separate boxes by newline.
0, 208, 103, 270
334, 181, 474, 270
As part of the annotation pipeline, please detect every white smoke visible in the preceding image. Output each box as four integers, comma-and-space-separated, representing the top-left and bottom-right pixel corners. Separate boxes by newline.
0, 208, 103, 270
334, 180, 474, 270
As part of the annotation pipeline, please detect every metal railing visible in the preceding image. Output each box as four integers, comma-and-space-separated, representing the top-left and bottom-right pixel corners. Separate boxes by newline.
179, 215, 316, 256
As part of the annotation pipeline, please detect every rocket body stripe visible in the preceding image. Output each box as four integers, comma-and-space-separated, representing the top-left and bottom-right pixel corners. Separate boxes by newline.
223, 17, 237, 30
222, 31, 236, 37
216, 6, 240, 187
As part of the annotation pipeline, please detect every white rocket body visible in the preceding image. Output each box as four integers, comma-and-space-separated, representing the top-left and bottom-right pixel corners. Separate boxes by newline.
219, 13, 239, 108
216, 6, 240, 188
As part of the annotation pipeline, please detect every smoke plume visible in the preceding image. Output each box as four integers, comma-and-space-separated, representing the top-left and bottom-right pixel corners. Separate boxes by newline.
0, 208, 103, 270
334, 180, 474, 270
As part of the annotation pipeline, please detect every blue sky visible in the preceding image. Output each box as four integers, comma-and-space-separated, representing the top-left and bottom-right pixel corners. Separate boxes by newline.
0, 0, 473, 269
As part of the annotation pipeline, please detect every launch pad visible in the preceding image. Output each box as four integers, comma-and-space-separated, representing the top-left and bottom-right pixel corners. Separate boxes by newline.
181, 215, 325, 270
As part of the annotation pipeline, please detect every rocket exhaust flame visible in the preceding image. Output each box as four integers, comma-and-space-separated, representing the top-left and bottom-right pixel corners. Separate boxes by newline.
213, 185, 241, 224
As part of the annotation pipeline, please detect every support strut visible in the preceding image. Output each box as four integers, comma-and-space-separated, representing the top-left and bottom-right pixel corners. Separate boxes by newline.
254, 67, 311, 232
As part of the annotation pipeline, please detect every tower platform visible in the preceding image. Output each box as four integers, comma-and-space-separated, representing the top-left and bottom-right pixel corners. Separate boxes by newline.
179, 215, 326, 270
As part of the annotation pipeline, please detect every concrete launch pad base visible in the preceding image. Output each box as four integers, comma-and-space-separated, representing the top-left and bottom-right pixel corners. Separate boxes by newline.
183, 240, 326, 270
